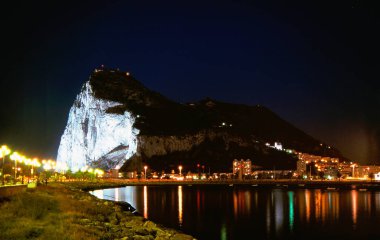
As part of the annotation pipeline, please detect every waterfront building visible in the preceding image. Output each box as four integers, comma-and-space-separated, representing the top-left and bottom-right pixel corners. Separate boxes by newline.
252, 170, 294, 179
356, 165, 380, 178
232, 159, 251, 179
338, 162, 352, 177
296, 153, 340, 179
375, 172, 380, 180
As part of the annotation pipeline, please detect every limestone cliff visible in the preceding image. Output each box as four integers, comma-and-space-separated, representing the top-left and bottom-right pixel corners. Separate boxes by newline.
56, 80, 139, 171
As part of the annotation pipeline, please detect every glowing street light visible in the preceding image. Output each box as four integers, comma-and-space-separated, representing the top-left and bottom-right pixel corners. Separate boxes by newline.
56, 162, 68, 174
10, 152, 22, 182
351, 164, 357, 178
94, 168, 104, 178
178, 165, 183, 176
1, 145, 11, 185
30, 158, 41, 178
144, 165, 148, 179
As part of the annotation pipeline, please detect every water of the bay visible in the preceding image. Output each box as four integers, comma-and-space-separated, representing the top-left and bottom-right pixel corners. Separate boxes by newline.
90, 185, 380, 239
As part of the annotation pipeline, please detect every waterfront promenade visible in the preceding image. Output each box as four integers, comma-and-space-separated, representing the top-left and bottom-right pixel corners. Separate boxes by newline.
83, 178, 380, 191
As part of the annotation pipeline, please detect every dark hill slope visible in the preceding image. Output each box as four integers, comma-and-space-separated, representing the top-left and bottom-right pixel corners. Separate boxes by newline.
89, 68, 343, 171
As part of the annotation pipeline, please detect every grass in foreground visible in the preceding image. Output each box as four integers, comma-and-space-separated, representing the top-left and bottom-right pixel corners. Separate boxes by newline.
0, 182, 195, 240
0, 184, 116, 240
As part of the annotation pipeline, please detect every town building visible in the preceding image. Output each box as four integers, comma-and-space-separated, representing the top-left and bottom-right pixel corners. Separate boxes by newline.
233, 159, 251, 179
355, 165, 380, 179
296, 153, 340, 179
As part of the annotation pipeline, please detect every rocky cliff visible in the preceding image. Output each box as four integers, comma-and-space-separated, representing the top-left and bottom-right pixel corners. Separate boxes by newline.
56, 80, 139, 171
57, 67, 343, 172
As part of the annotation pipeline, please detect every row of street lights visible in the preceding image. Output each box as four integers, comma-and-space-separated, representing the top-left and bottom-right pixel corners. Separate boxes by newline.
1, 145, 11, 185
143, 165, 183, 179
0, 144, 58, 185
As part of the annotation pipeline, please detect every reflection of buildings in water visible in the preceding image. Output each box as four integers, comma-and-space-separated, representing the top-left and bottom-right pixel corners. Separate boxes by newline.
233, 192, 238, 218
375, 192, 380, 213
308, 190, 340, 224
233, 190, 251, 218
178, 186, 183, 226
298, 191, 305, 222
288, 191, 294, 232
91, 189, 103, 199
266, 197, 271, 236
331, 192, 340, 220
220, 222, 227, 240
265, 190, 285, 237
115, 187, 119, 202
161, 192, 166, 209
254, 191, 258, 209
245, 191, 251, 213
273, 190, 284, 236
196, 189, 203, 217
321, 191, 327, 223
363, 191, 371, 213
305, 189, 311, 223
351, 190, 358, 227
262, 190, 288, 237
322, 192, 340, 222
143, 186, 148, 219
124, 186, 137, 211
314, 190, 321, 222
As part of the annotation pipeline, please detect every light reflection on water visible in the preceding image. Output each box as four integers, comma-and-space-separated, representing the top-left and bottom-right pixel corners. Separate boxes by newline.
274, 190, 284, 237
91, 189, 103, 199
143, 186, 148, 219
90, 186, 380, 240
352, 190, 358, 227
115, 187, 119, 202
288, 191, 294, 231
305, 189, 311, 223
178, 186, 183, 226
233, 190, 250, 218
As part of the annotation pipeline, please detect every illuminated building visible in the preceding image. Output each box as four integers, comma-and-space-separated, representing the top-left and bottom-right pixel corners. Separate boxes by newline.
355, 165, 380, 179
296, 153, 340, 179
233, 159, 251, 178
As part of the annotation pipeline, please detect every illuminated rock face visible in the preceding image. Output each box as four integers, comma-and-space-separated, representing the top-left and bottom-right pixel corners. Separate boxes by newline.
56, 81, 139, 171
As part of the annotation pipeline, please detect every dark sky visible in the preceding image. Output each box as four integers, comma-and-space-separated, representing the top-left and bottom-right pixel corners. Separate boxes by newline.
1, 0, 379, 164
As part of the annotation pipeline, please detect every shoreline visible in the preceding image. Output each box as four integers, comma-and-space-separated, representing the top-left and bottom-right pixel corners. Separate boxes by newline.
0, 182, 196, 240
2, 179, 378, 239
75, 179, 380, 191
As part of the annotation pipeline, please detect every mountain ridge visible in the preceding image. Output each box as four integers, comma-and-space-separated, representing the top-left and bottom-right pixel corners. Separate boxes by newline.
57, 67, 344, 172
90, 67, 341, 157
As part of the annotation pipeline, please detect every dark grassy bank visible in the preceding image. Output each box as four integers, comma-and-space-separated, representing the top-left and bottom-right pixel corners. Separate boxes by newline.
0, 182, 195, 240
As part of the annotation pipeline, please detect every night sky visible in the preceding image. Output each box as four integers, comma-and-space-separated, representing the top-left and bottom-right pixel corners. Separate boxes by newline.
1, 0, 379, 164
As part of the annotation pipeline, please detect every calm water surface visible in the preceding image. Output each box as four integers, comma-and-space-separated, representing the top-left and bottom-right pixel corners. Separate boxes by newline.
90, 186, 380, 239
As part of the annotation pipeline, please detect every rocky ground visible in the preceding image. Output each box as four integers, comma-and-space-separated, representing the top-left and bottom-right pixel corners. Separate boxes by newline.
0, 182, 195, 240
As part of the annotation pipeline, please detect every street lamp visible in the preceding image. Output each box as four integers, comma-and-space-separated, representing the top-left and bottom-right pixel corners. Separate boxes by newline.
31, 158, 41, 180
10, 152, 22, 183
351, 164, 357, 178
1, 145, 11, 185
178, 165, 183, 176
144, 165, 148, 179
